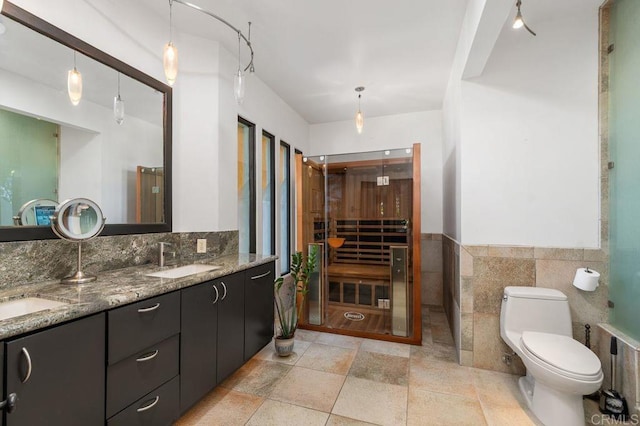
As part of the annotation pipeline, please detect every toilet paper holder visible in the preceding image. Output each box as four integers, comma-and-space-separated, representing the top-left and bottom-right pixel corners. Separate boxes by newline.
573, 267, 600, 292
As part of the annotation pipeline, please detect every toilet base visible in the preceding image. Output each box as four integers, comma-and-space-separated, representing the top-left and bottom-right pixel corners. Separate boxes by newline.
519, 376, 585, 426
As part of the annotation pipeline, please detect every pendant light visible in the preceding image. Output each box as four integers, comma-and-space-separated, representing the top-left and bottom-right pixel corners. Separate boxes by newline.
114, 73, 125, 125
163, 1, 256, 98
513, 0, 536, 36
67, 51, 82, 106
163, 0, 178, 86
355, 86, 365, 134
234, 32, 245, 104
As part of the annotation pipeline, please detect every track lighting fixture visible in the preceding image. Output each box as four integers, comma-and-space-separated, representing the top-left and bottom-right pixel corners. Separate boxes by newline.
513, 0, 536, 36
162, 0, 256, 103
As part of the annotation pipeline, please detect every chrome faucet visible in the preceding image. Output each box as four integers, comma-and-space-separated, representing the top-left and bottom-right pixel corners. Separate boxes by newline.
158, 242, 176, 267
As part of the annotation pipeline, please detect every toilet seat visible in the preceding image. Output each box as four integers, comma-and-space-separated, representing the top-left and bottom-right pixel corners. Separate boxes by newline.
521, 332, 602, 381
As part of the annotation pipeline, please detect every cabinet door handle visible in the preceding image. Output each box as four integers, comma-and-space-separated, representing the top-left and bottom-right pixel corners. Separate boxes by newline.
137, 303, 160, 313
21, 347, 32, 384
136, 396, 160, 413
251, 270, 271, 280
220, 281, 228, 300
212, 284, 219, 304
136, 350, 159, 362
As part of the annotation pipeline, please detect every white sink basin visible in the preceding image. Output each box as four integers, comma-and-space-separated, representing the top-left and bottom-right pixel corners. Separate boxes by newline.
0, 297, 68, 321
146, 264, 222, 279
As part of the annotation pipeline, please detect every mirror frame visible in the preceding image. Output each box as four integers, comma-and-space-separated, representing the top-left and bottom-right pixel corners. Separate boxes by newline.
0, 1, 172, 242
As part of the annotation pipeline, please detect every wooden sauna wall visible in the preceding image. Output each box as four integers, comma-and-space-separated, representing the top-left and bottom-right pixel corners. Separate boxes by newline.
326, 165, 413, 221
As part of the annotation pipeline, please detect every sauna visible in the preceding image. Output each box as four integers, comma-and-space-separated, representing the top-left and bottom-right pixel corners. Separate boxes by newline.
297, 146, 421, 343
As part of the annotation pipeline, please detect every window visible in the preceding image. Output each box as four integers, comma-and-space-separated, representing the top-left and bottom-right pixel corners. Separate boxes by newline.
261, 131, 275, 255
279, 141, 291, 273
237, 117, 255, 253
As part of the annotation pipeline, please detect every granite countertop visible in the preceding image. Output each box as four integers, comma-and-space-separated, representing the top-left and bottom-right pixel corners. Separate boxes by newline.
0, 253, 276, 340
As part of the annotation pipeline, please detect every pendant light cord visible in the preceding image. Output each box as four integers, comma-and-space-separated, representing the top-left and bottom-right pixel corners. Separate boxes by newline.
169, 0, 173, 43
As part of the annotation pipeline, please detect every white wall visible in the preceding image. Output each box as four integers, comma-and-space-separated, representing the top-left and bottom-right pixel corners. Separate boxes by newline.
460, 9, 600, 247
443, 0, 601, 248
309, 111, 443, 234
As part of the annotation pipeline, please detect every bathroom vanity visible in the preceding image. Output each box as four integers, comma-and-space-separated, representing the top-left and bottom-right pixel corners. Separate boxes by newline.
0, 255, 275, 426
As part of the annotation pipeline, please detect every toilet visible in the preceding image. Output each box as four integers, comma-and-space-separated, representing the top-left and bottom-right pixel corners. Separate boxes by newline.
500, 286, 603, 426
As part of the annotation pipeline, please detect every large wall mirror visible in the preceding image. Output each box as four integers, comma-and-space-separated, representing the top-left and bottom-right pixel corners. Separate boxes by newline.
0, 2, 172, 242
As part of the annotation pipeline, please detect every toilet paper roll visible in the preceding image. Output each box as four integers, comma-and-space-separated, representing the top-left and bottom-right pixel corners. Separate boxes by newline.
573, 268, 600, 291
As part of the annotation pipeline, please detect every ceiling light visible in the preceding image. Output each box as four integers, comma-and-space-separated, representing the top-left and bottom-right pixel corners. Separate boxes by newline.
164, 0, 255, 102
405, 148, 412, 154
355, 86, 365, 134
384, 150, 390, 156
67, 51, 82, 106
163, 0, 178, 86
513, 0, 536, 36
114, 72, 125, 125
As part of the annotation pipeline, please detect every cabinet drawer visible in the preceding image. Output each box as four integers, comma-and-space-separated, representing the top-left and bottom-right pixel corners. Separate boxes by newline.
107, 334, 179, 418
107, 375, 179, 426
108, 292, 180, 364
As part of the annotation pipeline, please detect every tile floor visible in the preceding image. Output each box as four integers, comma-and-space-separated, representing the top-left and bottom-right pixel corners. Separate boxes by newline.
175, 305, 619, 426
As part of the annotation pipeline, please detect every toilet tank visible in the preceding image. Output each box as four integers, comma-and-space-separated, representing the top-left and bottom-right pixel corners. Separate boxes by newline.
500, 286, 573, 340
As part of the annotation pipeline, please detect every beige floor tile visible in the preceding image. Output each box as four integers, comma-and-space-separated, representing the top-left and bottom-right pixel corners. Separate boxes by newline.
253, 338, 311, 365
472, 368, 526, 407
349, 350, 409, 386
332, 376, 407, 426
219, 359, 291, 397
246, 399, 329, 426
326, 414, 379, 425
407, 387, 487, 426
359, 338, 411, 358
175, 388, 263, 426
411, 341, 457, 364
270, 366, 346, 412
409, 357, 477, 399
315, 333, 363, 349
296, 342, 357, 375
295, 328, 322, 342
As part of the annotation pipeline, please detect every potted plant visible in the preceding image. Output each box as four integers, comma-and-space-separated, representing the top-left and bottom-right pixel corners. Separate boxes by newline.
274, 246, 318, 356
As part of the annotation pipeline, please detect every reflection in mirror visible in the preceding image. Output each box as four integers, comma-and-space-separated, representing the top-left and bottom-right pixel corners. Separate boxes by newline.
12, 199, 57, 226
0, 2, 172, 241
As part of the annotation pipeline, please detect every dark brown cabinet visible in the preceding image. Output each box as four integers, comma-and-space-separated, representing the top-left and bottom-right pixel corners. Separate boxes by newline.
180, 271, 245, 413
244, 262, 275, 360
107, 291, 180, 425
4, 313, 105, 426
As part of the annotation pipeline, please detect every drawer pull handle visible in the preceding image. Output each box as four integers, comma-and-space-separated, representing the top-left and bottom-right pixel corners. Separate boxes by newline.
136, 350, 159, 362
137, 303, 160, 313
136, 396, 160, 413
220, 282, 228, 300
251, 270, 271, 280
212, 284, 220, 304
21, 347, 32, 384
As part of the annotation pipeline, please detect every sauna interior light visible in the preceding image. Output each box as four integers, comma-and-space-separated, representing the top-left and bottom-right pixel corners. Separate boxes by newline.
114, 73, 125, 125
355, 86, 365, 134
67, 51, 82, 106
513, 0, 536, 36
163, 0, 255, 100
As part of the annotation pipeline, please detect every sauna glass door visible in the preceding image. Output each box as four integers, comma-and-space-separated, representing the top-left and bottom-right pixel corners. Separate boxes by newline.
301, 148, 415, 339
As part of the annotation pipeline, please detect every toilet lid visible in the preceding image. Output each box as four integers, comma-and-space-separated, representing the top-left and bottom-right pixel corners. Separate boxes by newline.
521, 332, 601, 377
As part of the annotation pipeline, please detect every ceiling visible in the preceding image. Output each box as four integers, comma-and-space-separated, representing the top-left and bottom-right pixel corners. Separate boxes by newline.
135, 0, 470, 124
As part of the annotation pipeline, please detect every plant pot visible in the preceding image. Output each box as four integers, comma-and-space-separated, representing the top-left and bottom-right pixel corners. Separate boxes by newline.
274, 336, 295, 357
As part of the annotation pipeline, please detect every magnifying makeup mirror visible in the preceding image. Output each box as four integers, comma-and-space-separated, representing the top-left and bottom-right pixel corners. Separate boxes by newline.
12, 199, 58, 226
51, 198, 106, 284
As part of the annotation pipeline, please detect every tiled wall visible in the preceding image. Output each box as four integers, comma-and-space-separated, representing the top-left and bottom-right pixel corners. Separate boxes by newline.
421, 234, 443, 306
0, 231, 238, 289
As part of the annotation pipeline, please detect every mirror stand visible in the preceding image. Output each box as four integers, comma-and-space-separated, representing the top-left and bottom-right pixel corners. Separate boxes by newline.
52, 198, 106, 285
62, 241, 95, 284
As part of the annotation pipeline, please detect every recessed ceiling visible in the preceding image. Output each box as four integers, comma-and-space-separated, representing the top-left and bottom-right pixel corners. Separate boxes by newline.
136, 0, 469, 124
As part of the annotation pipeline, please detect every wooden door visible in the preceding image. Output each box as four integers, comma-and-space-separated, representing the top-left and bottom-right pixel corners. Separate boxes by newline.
136, 166, 164, 223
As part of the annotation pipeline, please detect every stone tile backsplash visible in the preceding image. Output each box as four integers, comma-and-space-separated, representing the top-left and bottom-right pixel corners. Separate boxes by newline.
0, 231, 238, 289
